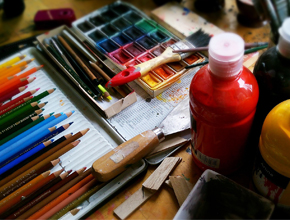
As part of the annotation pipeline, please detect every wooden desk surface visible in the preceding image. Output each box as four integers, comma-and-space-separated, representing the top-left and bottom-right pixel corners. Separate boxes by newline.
0, 0, 271, 219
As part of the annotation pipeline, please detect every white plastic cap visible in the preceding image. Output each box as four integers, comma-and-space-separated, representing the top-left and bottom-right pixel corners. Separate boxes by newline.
278, 18, 290, 59
209, 33, 245, 78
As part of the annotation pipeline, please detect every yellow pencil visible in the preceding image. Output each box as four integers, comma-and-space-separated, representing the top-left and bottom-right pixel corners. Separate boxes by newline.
0, 55, 26, 69
0, 59, 34, 75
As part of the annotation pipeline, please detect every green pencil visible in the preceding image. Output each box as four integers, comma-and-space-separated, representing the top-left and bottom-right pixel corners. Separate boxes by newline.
0, 102, 47, 127
0, 89, 55, 119
0, 113, 52, 146
0, 108, 44, 133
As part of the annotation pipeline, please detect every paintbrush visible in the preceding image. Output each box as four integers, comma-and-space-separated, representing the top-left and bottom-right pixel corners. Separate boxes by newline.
172, 42, 268, 53
105, 29, 211, 88
184, 44, 269, 69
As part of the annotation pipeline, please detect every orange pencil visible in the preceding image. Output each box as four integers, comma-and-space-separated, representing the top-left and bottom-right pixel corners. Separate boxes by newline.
8, 65, 43, 80
0, 58, 33, 75
36, 178, 98, 219
0, 77, 35, 95
0, 77, 29, 93
0, 169, 63, 216
0, 65, 27, 82
0, 171, 50, 212
28, 173, 95, 219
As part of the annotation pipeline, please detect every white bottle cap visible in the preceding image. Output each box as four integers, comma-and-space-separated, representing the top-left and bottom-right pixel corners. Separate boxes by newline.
209, 33, 245, 78
278, 17, 290, 59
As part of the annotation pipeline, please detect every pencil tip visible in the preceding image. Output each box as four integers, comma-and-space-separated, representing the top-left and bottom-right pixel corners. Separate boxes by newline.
50, 112, 54, 116
69, 122, 74, 125
107, 96, 112, 100
51, 139, 54, 142
36, 88, 40, 91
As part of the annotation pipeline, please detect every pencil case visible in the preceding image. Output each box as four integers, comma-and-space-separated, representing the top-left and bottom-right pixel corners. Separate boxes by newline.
71, 1, 206, 97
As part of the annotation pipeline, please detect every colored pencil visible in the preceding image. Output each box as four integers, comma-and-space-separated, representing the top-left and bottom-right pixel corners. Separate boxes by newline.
4, 169, 71, 219
0, 140, 79, 195
0, 65, 27, 83
0, 169, 63, 216
7, 65, 44, 82
0, 101, 45, 122
0, 159, 60, 200
0, 88, 55, 118
7, 168, 85, 219
0, 55, 25, 69
0, 85, 27, 103
43, 39, 99, 100
0, 114, 40, 141
0, 140, 53, 175
0, 125, 57, 166
0, 113, 52, 146
0, 170, 50, 210
0, 123, 73, 172
38, 178, 98, 219
58, 35, 108, 99
54, 37, 104, 99
0, 77, 29, 94
0, 96, 32, 116
0, 108, 43, 134
4, 133, 73, 178
26, 169, 92, 220
0, 89, 39, 115
0, 77, 35, 95
0, 58, 34, 75
89, 61, 127, 98
52, 180, 104, 219
0, 129, 87, 187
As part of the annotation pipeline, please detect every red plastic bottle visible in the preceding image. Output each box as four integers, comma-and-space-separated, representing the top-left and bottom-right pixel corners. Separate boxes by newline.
189, 33, 259, 175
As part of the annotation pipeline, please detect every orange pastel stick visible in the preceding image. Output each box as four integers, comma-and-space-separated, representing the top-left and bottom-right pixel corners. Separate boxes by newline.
27, 174, 94, 220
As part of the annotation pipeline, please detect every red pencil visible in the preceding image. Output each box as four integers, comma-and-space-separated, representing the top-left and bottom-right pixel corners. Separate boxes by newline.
0, 78, 36, 96
0, 86, 28, 103
0, 89, 39, 115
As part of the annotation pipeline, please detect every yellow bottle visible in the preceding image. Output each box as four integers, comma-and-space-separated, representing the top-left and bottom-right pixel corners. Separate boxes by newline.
253, 100, 290, 205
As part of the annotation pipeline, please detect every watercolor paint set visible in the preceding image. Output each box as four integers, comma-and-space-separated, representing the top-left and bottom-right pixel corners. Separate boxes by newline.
71, 2, 206, 97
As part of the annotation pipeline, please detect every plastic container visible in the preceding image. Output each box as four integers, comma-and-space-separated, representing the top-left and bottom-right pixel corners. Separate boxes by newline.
252, 18, 290, 145
253, 100, 290, 206
189, 33, 259, 175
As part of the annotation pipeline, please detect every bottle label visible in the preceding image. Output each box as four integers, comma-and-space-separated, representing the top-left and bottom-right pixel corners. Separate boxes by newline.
253, 150, 290, 203
190, 113, 220, 168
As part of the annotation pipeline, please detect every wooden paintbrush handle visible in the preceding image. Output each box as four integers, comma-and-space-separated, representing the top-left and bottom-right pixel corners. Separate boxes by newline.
136, 47, 182, 76
92, 130, 160, 182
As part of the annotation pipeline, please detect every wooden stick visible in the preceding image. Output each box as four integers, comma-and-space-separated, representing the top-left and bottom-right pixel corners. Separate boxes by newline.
169, 176, 193, 206
114, 157, 181, 219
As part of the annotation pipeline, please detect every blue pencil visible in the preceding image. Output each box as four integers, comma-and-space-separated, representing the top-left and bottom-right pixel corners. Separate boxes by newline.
0, 122, 73, 170
0, 113, 60, 151
0, 111, 74, 165
0, 140, 54, 175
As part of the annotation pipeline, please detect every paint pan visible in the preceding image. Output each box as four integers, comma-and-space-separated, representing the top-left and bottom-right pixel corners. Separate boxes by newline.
153, 65, 175, 80
135, 20, 156, 33
89, 15, 106, 27
125, 59, 141, 68
151, 46, 165, 56
112, 18, 132, 31
183, 53, 199, 65
110, 49, 133, 64
101, 9, 119, 22
138, 53, 154, 62
110, 4, 131, 15
101, 24, 119, 37
112, 33, 132, 46
137, 36, 158, 50
161, 39, 177, 49
123, 11, 143, 23
124, 43, 146, 57
149, 30, 170, 43
89, 30, 107, 43
141, 72, 162, 88
77, 21, 94, 32
167, 61, 186, 72
98, 39, 119, 53
124, 26, 144, 40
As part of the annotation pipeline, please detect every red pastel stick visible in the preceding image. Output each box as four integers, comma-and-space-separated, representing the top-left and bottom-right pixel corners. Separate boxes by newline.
0, 89, 39, 115
0, 86, 28, 103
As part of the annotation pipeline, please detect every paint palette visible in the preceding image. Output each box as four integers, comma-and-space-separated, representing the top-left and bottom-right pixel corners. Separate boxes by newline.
72, 2, 205, 96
